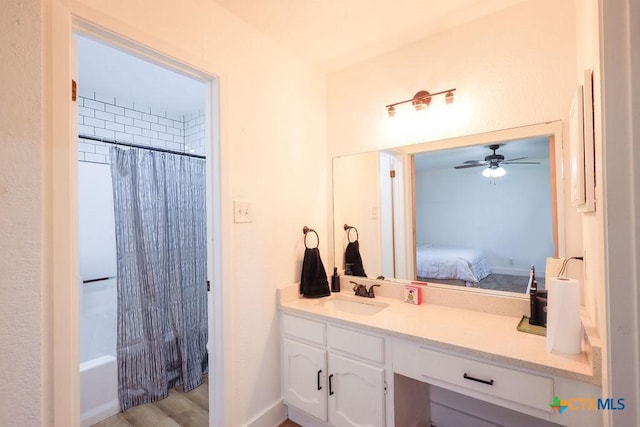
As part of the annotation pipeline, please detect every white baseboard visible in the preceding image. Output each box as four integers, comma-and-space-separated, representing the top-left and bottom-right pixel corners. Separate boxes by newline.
288, 406, 329, 427
244, 399, 288, 427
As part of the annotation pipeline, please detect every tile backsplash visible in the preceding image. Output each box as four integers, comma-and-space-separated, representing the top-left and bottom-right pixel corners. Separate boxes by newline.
78, 94, 206, 164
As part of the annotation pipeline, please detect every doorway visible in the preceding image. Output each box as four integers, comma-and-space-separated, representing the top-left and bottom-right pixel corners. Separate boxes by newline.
74, 31, 218, 426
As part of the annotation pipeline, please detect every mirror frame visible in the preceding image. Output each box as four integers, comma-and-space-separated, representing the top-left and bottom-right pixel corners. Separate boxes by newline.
333, 121, 565, 299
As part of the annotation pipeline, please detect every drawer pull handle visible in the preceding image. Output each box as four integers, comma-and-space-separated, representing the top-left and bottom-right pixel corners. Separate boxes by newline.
463, 373, 494, 386
329, 374, 334, 395
317, 370, 322, 391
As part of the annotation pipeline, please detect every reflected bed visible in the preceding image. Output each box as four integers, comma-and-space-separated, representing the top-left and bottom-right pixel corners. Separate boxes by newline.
415, 244, 492, 287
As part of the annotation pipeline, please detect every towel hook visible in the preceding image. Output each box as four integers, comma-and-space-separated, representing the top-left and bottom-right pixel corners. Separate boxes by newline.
303, 226, 320, 249
344, 224, 359, 243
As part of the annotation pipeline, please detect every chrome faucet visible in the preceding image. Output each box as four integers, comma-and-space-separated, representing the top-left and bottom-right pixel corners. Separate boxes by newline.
350, 281, 380, 298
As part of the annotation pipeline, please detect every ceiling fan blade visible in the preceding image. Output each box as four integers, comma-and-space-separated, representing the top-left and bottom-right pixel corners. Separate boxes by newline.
502, 161, 540, 165
504, 157, 528, 162
454, 163, 486, 169
463, 160, 485, 164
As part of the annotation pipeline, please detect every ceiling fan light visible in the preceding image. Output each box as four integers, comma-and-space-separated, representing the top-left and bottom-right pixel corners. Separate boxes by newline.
482, 166, 507, 178
493, 166, 507, 177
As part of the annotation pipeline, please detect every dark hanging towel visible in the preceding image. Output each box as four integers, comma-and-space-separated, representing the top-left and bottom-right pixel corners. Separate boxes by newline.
300, 247, 331, 298
345, 240, 367, 277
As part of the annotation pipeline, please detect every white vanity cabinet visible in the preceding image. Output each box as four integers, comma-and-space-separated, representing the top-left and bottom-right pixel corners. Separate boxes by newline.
282, 313, 390, 427
283, 338, 328, 420
392, 337, 602, 427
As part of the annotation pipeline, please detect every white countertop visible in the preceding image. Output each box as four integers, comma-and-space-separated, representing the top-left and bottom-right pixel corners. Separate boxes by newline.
278, 287, 601, 385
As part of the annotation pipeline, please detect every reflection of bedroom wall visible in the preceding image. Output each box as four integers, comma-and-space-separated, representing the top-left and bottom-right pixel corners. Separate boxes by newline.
333, 152, 382, 276
415, 159, 552, 276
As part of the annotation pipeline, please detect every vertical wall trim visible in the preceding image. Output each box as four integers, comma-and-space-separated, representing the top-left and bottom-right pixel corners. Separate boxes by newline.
51, 3, 80, 425
599, 0, 640, 425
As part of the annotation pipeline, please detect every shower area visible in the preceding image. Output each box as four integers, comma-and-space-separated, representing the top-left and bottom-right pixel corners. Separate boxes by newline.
76, 34, 210, 426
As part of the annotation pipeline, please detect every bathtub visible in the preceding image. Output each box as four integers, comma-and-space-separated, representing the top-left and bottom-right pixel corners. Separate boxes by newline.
79, 278, 119, 426
80, 355, 119, 426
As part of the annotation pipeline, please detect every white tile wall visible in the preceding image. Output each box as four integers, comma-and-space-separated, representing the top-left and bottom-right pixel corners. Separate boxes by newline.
184, 113, 207, 156
78, 94, 206, 164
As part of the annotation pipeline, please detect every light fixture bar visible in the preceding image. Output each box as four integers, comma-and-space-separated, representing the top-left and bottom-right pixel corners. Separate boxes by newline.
385, 88, 456, 109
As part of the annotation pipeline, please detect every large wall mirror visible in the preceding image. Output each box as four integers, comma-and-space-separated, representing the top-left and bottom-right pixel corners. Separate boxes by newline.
333, 121, 565, 296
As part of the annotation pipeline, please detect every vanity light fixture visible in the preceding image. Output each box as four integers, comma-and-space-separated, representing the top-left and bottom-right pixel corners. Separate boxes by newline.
482, 166, 507, 178
386, 88, 456, 117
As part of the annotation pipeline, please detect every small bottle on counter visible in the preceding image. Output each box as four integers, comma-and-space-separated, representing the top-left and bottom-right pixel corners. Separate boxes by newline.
529, 266, 539, 325
331, 267, 340, 292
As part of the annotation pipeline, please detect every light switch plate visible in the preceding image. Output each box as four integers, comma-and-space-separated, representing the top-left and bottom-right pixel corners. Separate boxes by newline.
234, 200, 253, 223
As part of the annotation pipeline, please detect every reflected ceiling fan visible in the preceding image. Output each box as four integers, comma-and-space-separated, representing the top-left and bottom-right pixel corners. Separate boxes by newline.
453, 144, 540, 177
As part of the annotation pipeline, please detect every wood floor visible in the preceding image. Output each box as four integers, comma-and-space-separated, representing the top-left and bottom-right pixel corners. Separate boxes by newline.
93, 377, 209, 427
92, 375, 300, 426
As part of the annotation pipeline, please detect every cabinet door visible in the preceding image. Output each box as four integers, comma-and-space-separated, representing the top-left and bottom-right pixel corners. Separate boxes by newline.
283, 338, 327, 421
328, 353, 386, 427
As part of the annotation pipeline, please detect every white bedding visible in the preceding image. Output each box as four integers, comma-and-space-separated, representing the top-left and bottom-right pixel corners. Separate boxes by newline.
415, 244, 492, 286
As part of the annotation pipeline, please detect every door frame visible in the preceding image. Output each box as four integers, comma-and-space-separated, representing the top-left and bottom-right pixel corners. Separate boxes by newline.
50, 3, 231, 426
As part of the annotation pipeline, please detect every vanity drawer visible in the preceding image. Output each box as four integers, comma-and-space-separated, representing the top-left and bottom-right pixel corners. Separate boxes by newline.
282, 314, 326, 346
327, 324, 385, 364
419, 348, 553, 412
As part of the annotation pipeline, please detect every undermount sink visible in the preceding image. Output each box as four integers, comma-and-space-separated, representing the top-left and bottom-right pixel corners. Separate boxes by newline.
320, 295, 389, 316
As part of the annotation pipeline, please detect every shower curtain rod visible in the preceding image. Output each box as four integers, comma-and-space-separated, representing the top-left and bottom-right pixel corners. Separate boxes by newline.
79, 134, 206, 159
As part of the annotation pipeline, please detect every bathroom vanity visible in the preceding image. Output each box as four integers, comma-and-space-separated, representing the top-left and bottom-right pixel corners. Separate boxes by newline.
278, 279, 602, 427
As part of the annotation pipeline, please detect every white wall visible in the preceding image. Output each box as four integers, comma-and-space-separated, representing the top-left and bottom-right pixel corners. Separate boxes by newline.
333, 151, 381, 277
78, 162, 117, 363
415, 160, 553, 275
0, 1, 47, 425
1, 0, 326, 425
326, 0, 582, 297
327, 1, 577, 156
574, 0, 606, 342
78, 162, 116, 281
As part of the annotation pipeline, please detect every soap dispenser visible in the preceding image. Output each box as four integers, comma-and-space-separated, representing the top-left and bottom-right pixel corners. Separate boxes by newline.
331, 267, 340, 292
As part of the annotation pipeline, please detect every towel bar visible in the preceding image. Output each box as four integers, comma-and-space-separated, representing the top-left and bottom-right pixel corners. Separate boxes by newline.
344, 223, 359, 242
303, 226, 320, 249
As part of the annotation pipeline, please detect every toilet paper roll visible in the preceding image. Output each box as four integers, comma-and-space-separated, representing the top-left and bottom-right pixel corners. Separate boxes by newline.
546, 277, 582, 355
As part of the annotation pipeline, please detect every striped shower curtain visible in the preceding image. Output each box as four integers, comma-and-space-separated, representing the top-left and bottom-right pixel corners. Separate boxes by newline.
110, 147, 208, 411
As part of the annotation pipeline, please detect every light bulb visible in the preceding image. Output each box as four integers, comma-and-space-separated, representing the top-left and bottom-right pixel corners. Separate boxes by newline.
493, 166, 507, 177
387, 106, 396, 117
482, 166, 507, 178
